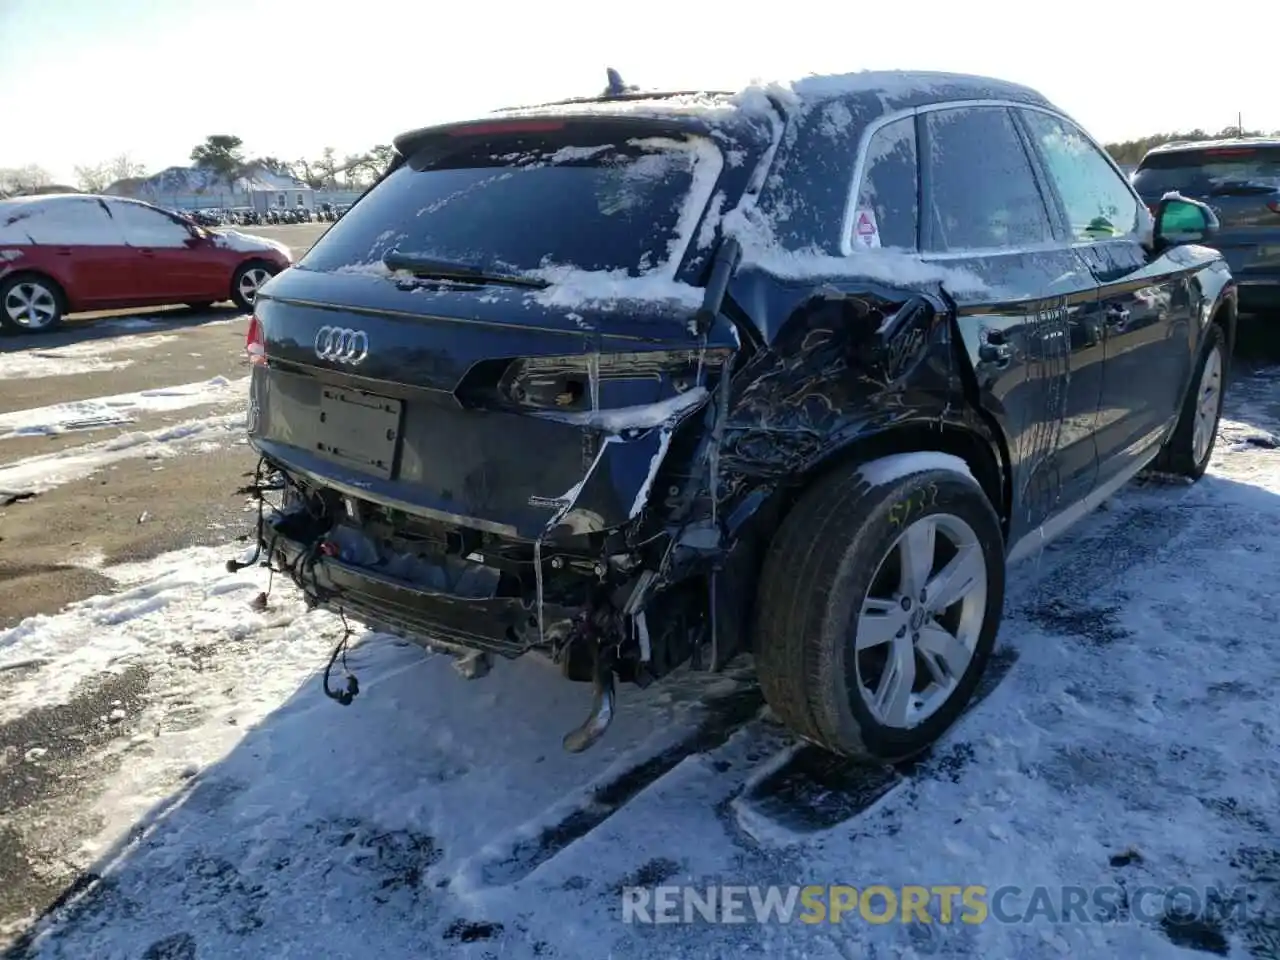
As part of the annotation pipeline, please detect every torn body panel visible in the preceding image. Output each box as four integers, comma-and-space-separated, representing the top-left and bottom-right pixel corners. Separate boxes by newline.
698, 272, 1004, 532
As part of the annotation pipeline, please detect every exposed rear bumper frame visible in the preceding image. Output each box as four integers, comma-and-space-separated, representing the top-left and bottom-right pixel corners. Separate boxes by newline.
266, 521, 579, 660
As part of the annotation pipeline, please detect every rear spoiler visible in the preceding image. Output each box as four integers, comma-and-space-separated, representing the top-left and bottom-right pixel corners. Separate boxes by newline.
392, 113, 719, 159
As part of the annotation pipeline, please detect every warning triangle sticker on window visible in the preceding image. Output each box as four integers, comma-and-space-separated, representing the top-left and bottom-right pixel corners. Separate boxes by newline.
853, 208, 881, 249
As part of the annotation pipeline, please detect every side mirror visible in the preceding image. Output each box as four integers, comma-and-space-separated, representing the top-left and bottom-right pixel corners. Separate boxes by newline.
1153, 195, 1218, 251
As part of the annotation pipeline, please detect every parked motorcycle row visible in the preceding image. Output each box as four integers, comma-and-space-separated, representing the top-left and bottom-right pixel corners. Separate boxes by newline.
185, 203, 349, 227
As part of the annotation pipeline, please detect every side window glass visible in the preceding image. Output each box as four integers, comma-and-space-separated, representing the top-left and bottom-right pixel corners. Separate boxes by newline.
852, 116, 918, 250
7, 200, 125, 246
924, 106, 1053, 252
1020, 110, 1140, 242
106, 201, 192, 248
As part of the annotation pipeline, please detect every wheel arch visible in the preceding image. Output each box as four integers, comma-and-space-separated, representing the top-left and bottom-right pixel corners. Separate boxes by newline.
796, 418, 1012, 541
233, 255, 280, 276
1209, 287, 1238, 368
720, 415, 1012, 668
0, 269, 71, 321
1, 268, 69, 305
230, 257, 281, 305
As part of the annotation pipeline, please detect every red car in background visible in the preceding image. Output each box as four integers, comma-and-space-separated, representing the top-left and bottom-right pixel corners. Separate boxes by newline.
0, 194, 294, 333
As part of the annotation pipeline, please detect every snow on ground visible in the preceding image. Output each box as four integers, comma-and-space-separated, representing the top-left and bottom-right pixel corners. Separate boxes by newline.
0, 334, 180, 381
2, 374, 1280, 959
0, 377, 248, 439
0, 412, 246, 496
93, 312, 248, 332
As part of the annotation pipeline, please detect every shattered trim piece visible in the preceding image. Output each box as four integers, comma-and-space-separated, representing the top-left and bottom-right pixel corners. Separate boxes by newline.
533, 386, 709, 433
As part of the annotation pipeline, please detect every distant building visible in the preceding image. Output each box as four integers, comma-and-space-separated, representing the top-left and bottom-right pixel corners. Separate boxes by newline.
247, 183, 315, 215
104, 164, 314, 212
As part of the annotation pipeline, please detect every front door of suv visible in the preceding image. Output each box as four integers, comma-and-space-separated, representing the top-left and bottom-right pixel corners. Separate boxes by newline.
915, 103, 1105, 548
1015, 108, 1195, 486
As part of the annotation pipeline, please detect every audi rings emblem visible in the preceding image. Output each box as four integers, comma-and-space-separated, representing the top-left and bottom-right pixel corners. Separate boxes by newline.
314, 326, 369, 365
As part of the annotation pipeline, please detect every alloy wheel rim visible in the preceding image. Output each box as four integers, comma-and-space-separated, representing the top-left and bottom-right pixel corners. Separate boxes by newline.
3, 282, 57, 329
853, 512, 988, 729
1192, 345, 1222, 464
239, 268, 272, 304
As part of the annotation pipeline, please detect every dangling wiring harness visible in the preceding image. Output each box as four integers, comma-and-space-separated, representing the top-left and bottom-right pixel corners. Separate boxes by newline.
226, 456, 360, 707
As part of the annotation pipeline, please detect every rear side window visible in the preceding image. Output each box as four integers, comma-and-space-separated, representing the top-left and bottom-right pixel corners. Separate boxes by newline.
1019, 110, 1140, 242
301, 131, 723, 278
0, 198, 125, 246
923, 106, 1053, 252
1132, 145, 1280, 197
852, 116, 918, 251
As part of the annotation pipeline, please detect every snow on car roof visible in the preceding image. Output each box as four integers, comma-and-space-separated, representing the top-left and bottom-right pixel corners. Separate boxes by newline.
397, 70, 1052, 143
0, 193, 93, 210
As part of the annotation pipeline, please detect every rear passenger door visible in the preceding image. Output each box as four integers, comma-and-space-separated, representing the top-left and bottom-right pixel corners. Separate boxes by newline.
1015, 109, 1194, 484
916, 104, 1105, 548
18, 198, 136, 307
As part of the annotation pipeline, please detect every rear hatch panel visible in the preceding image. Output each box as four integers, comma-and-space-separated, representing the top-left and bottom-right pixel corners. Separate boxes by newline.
251, 274, 733, 540
248, 110, 763, 540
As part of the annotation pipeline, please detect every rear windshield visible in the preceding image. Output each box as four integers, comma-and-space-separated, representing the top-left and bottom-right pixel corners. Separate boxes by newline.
300, 129, 722, 278
1132, 145, 1280, 197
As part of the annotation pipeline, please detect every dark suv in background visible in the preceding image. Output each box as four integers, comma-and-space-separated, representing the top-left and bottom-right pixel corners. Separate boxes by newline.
242, 70, 1235, 764
1133, 138, 1280, 314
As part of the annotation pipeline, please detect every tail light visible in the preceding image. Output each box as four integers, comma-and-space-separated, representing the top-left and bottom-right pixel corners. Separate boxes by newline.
497, 349, 731, 413
1268, 201, 1280, 215
246, 314, 266, 367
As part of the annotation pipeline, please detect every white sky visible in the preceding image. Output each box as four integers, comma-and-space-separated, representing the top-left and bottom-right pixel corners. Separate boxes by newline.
2, 0, 1273, 183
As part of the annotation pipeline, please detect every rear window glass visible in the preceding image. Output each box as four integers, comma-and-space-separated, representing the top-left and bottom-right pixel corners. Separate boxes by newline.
1133, 146, 1280, 196
301, 131, 722, 278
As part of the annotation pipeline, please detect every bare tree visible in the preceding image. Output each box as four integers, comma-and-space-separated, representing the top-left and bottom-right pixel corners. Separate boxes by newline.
0, 164, 54, 198
369, 144, 395, 172
74, 154, 148, 195
255, 156, 293, 177
341, 153, 370, 189
289, 158, 325, 190
316, 147, 338, 189
106, 153, 146, 182
74, 163, 112, 193
339, 144, 395, 186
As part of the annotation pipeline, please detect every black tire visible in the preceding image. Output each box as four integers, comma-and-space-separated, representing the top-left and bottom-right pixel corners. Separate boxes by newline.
0, 273, 65, 334
230, 261, 278, 311
1154, 323, 1227, 480
754, 458, 1006, 762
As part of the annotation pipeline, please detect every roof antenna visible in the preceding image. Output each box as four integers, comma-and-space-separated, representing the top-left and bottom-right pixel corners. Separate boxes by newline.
603, 67, 635, 97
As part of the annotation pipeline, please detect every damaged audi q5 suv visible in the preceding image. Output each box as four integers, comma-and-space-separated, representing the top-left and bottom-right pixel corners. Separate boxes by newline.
240, 69, 1236, 761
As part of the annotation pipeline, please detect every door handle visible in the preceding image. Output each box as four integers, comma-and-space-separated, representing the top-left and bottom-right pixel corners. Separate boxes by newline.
54, 247, 73, 256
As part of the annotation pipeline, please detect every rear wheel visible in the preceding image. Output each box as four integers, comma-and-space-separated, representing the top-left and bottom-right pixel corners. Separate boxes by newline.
1155, 323, 1226, 480
754, 458, 1006, 762
231, 262, 277, 311
1, 274, 64, 333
